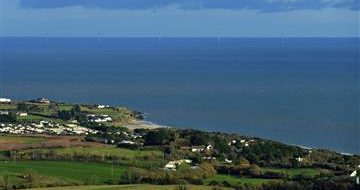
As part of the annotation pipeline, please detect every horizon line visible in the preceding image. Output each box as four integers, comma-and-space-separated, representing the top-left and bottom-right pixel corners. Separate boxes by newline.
1, 36, 359, 38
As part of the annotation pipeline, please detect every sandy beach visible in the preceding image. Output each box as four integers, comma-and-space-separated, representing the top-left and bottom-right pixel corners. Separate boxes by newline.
124, 119, 167, 130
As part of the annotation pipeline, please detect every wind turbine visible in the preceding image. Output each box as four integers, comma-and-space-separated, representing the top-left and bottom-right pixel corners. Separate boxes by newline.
158, 33, 162, 45
97, 33, 101, 44
281, 31, 286, 45
45, 33, 49, 44
217, 35, 222, 44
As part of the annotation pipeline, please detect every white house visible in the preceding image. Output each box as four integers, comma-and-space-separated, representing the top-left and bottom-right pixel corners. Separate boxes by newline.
17, 112, 28, 117
0, 98, 11, 103
0, 111, 9, 115
350, 165, 360, 177
225, 159, 233, 164
164, 161, 177, 171
350, 170, 357, 177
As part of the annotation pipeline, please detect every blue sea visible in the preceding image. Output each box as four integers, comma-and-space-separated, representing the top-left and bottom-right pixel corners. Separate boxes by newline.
1, 37, 359, 154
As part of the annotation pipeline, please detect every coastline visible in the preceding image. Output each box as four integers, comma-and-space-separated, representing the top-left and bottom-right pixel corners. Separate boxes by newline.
124, 119, 169, 130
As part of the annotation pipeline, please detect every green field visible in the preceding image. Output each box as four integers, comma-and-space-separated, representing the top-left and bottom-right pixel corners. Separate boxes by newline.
32, 184, 226, 190
21, 146, 164, 169
0, 135, 46, 144
205, 174, 273, 186
26, 146, 163, 159
16, 114, 47, 121
0, 161, 126, 184
0, 104, 16, 110
262, 167, 320, 177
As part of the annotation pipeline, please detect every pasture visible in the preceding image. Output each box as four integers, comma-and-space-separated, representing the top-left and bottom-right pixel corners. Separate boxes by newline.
0, 161, 127, 184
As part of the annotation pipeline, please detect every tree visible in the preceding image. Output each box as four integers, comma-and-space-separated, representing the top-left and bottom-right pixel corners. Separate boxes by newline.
248, 164, 261, 176
48, 103, 58, 112
144, 129, 174, 145
16, 103, 42, 113
213, 136, 229, 154
0, 112, 17, 122
17, 103, 28, 112
190, 131, 210, 146
71, 105, 81, 118
21, 170, 40, 188
0, 175, 9, 190
57, 110, 72, 120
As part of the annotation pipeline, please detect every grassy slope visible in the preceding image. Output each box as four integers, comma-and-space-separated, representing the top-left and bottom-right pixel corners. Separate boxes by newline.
0, 161, 126, 184
0, 102, 134, 125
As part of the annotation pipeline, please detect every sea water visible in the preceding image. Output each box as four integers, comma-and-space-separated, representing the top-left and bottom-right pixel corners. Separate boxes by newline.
1, 37, 359, 154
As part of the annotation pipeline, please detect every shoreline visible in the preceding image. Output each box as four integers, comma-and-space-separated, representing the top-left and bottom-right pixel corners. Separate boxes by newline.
123, 119, 169, 130
130, 119, 359, 156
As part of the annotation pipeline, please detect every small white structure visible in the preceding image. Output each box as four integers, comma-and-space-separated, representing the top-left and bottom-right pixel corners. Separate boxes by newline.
350, 165, 360, 178
0, 98, 11, 103
180, 159, 193, 164
17, 112, 28, 117
225, 159, 233, 164
295, 156, 304, 162
203, 156, 216, 160
0, 111, 9, 115
164, 161, 177, 171
69, 120, 78, 124
350, 170, 357, 177
228, 140, 237, 146
119, 140, 136, 145
206, 144, 213, 150
65, 123, 78, 128
191, 146, 205, 152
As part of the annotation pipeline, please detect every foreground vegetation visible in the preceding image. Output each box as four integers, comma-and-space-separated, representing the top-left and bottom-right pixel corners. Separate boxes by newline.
31, 184, 227, 190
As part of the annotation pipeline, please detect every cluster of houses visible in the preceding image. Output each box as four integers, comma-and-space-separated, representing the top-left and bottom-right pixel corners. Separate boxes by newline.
0, 120, 98, 135
87, 114, 113, 123
181, 144, 214, 152
164, 159, 193, 171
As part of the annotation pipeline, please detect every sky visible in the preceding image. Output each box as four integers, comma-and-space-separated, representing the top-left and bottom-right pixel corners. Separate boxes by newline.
1, 0, 359, 37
